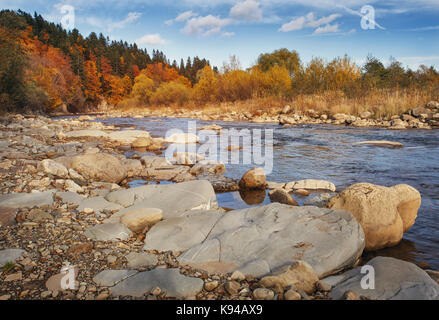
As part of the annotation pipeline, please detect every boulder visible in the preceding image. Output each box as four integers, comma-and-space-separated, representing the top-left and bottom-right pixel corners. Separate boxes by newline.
38, 159, 69, 178
239, 168, 266, 190
145, 203, 365, 278
268, 189, 298, 206
304, 193, 332, 207
109, 268, 203, 298
105, 180, 217, 220
285, 179, 336, 192
327, 183, 421, 250
327, 257, 439, 300
71, 153, 127, 183
120, 208, 163, 233
77, 196, 123, 213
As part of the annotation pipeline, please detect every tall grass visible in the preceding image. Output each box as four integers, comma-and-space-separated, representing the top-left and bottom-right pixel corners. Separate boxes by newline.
117, 88, 436, 119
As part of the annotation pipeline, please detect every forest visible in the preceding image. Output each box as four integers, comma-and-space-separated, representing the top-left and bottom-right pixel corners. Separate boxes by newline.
1, 9, 438, 116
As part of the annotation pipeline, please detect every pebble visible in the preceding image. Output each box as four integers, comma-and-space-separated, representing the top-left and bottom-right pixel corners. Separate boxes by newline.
252, 288, 274, 300
225, 281, 241, 296
204, 281, 219, 292
284, 289, 301, 300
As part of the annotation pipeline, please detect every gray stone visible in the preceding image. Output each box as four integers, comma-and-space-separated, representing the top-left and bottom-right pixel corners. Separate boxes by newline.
38, 159, 69, 178
146, 203, 365, 278
105, 180, 217, 219
93, 270, 138, 287
144, 210, 225, 252
84, 223, 132, 241
125, 252, 158, 268
0, 249, 27, 266
304, 193, 333, 207
110, 268, 203, 298
328, 257, 439, 300
56, 192, 85, 205
0, 191, 54, 209
107, 130, 150, 144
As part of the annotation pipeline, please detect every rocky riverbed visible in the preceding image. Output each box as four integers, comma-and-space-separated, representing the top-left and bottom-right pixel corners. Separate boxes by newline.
54, 100, 439, 130
0, 114, 438, 301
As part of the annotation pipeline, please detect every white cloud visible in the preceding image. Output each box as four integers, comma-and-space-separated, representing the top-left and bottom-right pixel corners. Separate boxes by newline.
313, 23, 340, 34
230, 0, 263, 22
279, 12, 341, 32
175, 11, 198, 22
222, 31, 236, 37
181, 15, 232, 36
136, 34, 167, 46
85, 12, 142, 32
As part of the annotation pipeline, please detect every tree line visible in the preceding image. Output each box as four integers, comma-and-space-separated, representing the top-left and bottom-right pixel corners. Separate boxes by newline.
1, 10, 438, 114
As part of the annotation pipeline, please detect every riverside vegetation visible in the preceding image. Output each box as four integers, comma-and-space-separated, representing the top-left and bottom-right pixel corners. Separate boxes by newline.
0, 114, 439, 300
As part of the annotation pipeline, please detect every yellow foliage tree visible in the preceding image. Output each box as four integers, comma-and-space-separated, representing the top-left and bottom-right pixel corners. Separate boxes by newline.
193, 65, 218, 103
131, 73, 154, 105
151, 81, 191, 106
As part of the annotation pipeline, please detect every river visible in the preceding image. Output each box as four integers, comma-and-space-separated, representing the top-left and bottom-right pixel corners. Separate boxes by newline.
79, 116, 439, 270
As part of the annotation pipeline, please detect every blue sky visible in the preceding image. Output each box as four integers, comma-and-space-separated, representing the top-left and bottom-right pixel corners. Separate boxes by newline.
1, 0, 438, 70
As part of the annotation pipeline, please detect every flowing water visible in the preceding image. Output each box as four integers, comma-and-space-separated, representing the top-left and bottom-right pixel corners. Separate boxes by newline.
77, 116, 439, 269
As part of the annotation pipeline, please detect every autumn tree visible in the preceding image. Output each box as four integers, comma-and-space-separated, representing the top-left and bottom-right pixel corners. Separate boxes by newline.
193, 65, 218, 103
131, 73, 154, 105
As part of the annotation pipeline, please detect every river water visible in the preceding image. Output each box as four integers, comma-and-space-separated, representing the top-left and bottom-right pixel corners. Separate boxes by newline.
82, 116, 439, 269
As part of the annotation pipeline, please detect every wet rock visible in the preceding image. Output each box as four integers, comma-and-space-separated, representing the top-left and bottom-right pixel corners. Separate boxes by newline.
84, 223, 132, 241
190, 160, 226, 176
327, 183, 421, 250
71, 153, 127, 184
268, 189, 298, 206
266, 181, 286, 190
354, 140, 403, 148
304, 193, 332, 207
239, 189, 266, 205
328, 257, 439, 300
110, 268, 203, 298
239, 168, 266, 190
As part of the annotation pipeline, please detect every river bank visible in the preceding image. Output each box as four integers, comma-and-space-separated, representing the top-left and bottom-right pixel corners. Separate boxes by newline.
0, 114, 438, 300
48, 99, 439, 130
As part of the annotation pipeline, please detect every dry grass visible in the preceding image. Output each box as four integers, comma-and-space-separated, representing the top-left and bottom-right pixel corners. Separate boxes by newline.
117, 88, 436, 119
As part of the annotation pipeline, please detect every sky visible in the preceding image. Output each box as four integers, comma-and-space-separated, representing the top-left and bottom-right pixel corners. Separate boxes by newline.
1, 0, 438, 70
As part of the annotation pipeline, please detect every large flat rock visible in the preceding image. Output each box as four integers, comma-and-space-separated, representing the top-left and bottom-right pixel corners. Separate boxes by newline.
105, 180, 218, 219
84, 223, 132, 241
93, 270, 138, 287
0, 191, 55, 209
327, 257, 439, 300
146, 203, 365, 278
109, 268, 203, 298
